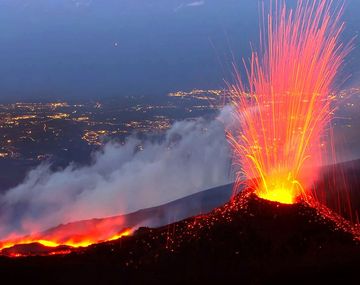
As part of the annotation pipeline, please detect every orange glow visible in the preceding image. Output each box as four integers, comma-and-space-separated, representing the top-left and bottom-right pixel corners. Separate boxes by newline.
0, 214, 134, 255
0, 228, 133, 253
227, 0, 352, 204
256, 173, 301, 204
108, 229, 132, 241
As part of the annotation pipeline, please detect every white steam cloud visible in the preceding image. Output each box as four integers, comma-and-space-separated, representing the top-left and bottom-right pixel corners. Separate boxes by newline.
0, 107, 234, 239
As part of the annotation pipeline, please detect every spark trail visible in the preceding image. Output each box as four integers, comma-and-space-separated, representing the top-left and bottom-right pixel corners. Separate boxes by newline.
227, 0, 352, 204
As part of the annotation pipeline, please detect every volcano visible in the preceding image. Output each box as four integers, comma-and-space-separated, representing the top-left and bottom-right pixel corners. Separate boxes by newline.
0, 174, 359, 284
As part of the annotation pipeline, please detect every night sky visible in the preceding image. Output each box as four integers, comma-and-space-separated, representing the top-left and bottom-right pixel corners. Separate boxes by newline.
0, 0, 359, 100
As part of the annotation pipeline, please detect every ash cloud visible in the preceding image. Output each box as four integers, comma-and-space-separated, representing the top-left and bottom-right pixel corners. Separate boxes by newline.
0, 107, 234, 239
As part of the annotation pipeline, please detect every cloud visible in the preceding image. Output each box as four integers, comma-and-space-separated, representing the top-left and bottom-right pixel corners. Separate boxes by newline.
186, 1, 205, 7
71, 0, 92, 8
174, 1, 206, 12
0, 107, 234, 239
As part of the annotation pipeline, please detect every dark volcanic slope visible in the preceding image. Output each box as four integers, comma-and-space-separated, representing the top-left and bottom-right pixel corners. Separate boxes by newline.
0, 191, 359, 285
0, 183, 233, 256
44, 182, 233, 235
28, 183, 232, 245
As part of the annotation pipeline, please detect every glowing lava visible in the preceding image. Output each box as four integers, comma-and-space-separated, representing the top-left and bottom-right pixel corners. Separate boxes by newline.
227, 0, 352, 204
0, 228, 133, 255
0, 212, 135, 256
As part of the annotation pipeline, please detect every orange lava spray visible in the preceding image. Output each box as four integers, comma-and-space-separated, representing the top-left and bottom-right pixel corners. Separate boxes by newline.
227, 0, 352, 205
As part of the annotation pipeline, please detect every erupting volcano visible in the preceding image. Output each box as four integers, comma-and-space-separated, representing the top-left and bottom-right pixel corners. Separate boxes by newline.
1, 0, 360, 284
227, 0, 353, 206
0, 0, 358, 259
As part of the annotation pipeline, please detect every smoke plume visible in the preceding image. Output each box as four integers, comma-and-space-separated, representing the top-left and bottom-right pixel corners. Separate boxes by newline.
0, 107, 234, 239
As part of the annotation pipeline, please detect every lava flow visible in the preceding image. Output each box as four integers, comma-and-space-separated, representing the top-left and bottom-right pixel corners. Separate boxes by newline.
0, 218, 133, 257
227, 0, 352, 205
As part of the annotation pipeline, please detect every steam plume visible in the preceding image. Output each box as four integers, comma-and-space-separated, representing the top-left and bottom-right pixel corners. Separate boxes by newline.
0, 107, 234, 239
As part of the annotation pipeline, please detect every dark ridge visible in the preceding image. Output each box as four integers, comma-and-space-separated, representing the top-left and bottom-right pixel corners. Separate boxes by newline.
44, 182, 233, 234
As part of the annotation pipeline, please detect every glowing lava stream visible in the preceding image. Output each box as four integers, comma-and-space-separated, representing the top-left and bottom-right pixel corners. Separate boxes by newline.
227, 0, 352, 205
0, 229, 133, 253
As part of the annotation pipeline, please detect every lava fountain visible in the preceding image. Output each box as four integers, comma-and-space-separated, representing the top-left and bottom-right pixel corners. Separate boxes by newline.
227, 0, 352, 205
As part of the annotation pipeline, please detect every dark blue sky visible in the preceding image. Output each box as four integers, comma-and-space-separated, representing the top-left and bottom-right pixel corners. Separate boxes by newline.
0, 0, 359, 101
